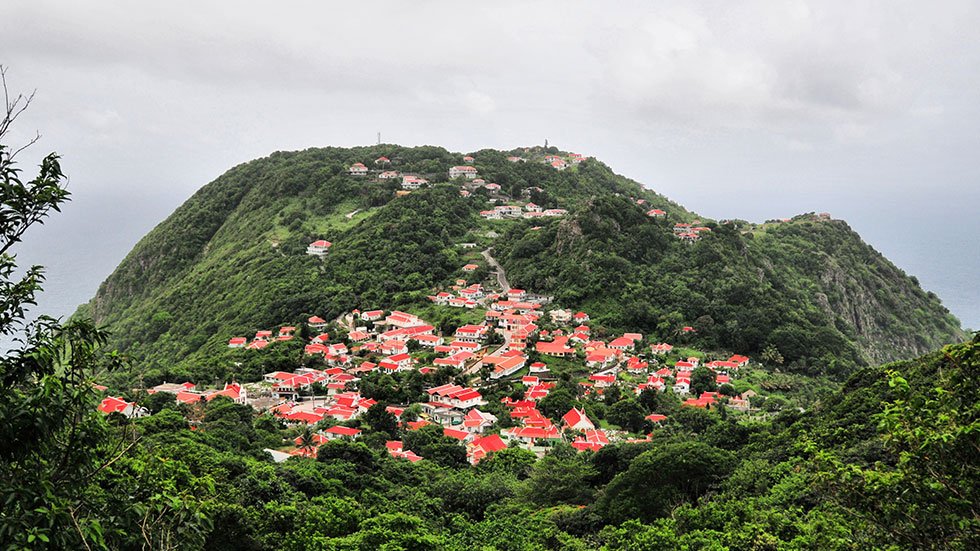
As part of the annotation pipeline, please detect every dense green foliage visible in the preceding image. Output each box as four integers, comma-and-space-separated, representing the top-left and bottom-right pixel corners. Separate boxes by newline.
494, 199, 963, 374
3, 123, 977, 549
77, 145, 962, 388
14, 334, 975, 550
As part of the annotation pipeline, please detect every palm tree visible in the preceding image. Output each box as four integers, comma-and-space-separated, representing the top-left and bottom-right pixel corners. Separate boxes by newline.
298, 425, 317, 457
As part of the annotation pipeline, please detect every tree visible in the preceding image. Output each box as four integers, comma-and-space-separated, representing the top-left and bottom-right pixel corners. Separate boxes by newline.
297, 425, 318, 457
363, 402, 399, 438
607, 398, 648, 434
814, 337, 980, 550
0, 70, 210, 549
690, 365, 717, 396
597, 441, 737, 523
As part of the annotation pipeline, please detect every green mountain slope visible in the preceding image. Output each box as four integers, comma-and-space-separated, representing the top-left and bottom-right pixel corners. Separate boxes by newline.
77, 145, 964, 384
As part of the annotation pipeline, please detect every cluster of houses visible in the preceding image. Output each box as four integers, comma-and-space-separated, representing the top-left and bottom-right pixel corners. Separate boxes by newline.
480, 203, 567, 220
347, 157, 432, 190
94, 380, 249, 419
228, 326, 299, 350
543, 153, 587, 171
673, 221, 712, 243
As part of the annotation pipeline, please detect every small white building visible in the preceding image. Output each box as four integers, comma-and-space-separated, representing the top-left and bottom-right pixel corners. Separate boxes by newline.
306, 240, 332, 257
349, 163, 368, 176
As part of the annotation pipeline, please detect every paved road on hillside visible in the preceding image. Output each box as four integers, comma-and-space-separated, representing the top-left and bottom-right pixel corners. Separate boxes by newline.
482, 248, 510, 292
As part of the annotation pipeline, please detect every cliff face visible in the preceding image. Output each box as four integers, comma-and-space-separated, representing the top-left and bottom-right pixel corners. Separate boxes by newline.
78, 145, 964, 383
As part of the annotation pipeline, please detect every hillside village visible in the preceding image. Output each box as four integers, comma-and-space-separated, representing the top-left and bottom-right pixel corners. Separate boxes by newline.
99, 245, 772, 466
90, 146, 841, 467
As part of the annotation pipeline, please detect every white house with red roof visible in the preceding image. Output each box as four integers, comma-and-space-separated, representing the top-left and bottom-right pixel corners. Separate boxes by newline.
449, 166, 478, 179
467, 433, 507, 464
488, 355, 527, 380
454, 324, 489, 343
650, 343, 673, 354
374, 156, 390, 165
647, 209, 666, 217
728, 354, 750, 367
228, 337, 247, 348
324, 426, 362, 440
306, 240, 332, 257
401, 175, 427, 189
562, 407, 595, 431
206, 382, 247, 405
349, 163, 368, 176
607, 337, 636, 351
98, 396, 148, 418
378, 170, 399, 179
308, 316, 328, 329
360, 310, 384, 321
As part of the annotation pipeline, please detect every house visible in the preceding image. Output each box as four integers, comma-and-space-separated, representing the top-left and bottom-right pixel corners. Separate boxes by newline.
480, 210, 501, 220
507, 289, 527, 301
151, 381, 197, 394
488, 355, 527, 379
306, 240, 332, 257
571, 429, 610, 452
647, 209, 666, 217
551, 159, 568, 170
728, 394, 751, 412
507, 156, 523, 162
588, 372, 617, 387
463, 156, 475, 164
461, 409, 497, 434
573, 312, 590, 323
528, 361, 549, 373
608, 337, 635, 351
562, 407, 595, 431
324, 426, 362, 440
462, 264, 479, 272
502, 426, 561, 446
381, 340, 409, 356
449, 166, 478, 179
378, 170, 399, 179
263, 371, 297, 384
349, 163, 368, 176
401, 175, 427, 189
308, 316, 328, 329
228, 337, 247, 348
454, 324, 489, 343
427, 383, 485, 409
494, 205, 522, 217
549, 309, 572, 324
468, 433, 507, 464
97, 396, 148, 418
536, 337, 574, 358
650, 343, 673, 355
542, 209, 567, 216
374, 156, 390, 165
360, 310, 384, 322
285, 411, 325, 425
728, 354, 750, 367
207, 382, 247, 405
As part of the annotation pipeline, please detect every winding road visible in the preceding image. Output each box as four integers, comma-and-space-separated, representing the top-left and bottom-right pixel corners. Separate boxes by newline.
481, 248, 510, 292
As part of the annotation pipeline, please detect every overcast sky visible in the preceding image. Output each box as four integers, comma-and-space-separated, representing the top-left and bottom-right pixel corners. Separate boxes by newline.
2, 0, 978, 328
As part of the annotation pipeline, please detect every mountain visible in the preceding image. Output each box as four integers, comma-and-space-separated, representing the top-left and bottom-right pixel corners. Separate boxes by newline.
76, 145, 965, 385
